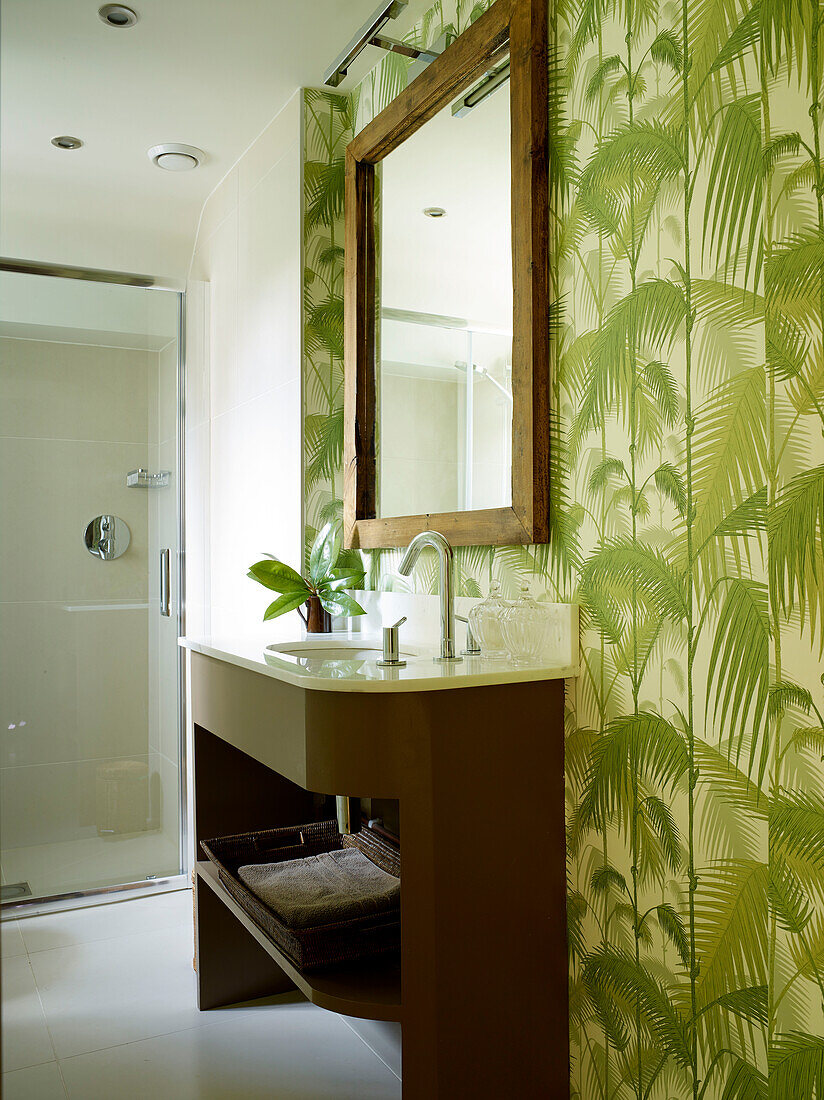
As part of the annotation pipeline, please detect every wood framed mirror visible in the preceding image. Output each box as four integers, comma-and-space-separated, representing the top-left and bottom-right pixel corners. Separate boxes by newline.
343, 0, 549, 549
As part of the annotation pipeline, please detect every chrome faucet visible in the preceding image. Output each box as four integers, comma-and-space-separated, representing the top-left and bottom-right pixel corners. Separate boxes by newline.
398, 531, 462, 662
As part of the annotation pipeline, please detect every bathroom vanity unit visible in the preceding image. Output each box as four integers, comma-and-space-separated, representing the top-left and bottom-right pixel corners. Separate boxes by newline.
183, 631, 574, 1097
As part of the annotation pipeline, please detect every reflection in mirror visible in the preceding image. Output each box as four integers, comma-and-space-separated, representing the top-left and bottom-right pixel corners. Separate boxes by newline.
376, 74, 512, 519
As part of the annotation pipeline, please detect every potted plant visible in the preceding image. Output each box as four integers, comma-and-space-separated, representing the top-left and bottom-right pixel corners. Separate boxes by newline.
248, 522, 366, 633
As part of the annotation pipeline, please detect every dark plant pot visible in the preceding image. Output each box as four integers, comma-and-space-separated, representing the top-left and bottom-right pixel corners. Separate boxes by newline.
305, 595, 332, 633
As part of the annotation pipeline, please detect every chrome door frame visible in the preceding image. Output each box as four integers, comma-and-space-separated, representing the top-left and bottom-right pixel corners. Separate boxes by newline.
0, 257, 190, 917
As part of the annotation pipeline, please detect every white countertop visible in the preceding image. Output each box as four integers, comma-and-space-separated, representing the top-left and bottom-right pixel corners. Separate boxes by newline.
180, 632, 577, 694
181, 592, 579, 693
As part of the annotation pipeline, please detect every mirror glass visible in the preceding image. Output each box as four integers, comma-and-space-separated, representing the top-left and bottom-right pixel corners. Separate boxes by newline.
377, 71, 512, 519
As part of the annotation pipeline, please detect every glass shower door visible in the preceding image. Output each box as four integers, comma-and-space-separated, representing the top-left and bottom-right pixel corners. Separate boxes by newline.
0, 268, 184, 905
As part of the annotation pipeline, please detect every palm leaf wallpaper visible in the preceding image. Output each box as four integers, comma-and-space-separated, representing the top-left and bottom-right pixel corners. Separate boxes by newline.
301, 0, 824, 1094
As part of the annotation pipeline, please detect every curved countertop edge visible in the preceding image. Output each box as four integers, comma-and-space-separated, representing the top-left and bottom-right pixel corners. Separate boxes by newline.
179, 634, 579, 693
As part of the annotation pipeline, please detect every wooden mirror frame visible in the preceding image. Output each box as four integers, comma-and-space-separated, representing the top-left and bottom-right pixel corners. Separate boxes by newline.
343, 0, 548, 549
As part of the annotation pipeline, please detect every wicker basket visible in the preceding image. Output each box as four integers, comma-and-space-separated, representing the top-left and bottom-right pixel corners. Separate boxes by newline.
200, 820, 400, 972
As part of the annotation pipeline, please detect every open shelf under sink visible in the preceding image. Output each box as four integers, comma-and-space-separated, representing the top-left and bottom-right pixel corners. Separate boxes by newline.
196, 861, 402, 1022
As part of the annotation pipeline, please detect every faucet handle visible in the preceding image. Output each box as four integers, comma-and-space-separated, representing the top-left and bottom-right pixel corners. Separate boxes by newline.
377, 616, 407, 667
455, 613, 481, 656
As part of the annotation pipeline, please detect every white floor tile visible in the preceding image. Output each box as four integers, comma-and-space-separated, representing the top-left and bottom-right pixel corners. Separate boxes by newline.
28, 922, 208, 1058
4, 891, 400, 1098
341, 1016, 402, 1080
2, 920, 27, 958
1, 1060, 67, 1099
1, 956, 56, 1072
20, 888, 191, 954
59, 1000, 401, 1100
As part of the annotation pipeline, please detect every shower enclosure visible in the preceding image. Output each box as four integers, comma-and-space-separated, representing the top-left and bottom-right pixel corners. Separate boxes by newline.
0, 260, 186, 910
379, 308, 513, 518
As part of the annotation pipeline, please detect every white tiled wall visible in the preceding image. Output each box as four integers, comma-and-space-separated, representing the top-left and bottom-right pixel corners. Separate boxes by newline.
186, 90, 304, 638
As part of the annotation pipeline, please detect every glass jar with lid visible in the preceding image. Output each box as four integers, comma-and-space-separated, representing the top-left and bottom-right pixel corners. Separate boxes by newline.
467, 579, 509, 659
501, 582, 551, 665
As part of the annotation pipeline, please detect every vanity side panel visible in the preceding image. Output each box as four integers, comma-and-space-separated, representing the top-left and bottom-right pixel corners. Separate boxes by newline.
400, 678, 569, 1098
195, 871, 296, 1010
190, 652, 308, 786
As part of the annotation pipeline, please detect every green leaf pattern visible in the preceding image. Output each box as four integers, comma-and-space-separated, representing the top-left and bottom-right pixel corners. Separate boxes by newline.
300, 0, 824, 1092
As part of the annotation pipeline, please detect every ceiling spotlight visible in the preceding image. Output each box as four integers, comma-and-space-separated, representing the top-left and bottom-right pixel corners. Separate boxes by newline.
423, 206, 446, 218
99, 4, 138, 27
51, 135, 83, 150
148, 143, 204, 172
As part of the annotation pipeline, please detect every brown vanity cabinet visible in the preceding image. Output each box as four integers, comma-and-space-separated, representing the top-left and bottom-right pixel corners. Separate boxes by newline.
189, 651, 569, 1097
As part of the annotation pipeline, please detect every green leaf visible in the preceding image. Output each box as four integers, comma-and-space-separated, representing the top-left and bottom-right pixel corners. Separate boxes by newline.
706, 578, 769, 781
709, 488, 767, 540
770, 861, 811, 935
708, 1, 760, 76
769, 1033, 824, 1099
712, 985, 768, 1025
583, 946, 691, 1067
649, 30, 683, 71
309, 522, 342, 585
305, 409, 344, 492
585, 55, 622, 101
703, 94, 761, 287
317, 590, 366, 618
717, 1054, 767, 1100
336, 546, 366, 580
655, 903, 690, 969
577, 713, 689, 834
694, 738, 768, 860
263, 590, 309, 621
579, 540, 687, 643
303, 157, 346, 234
305, 296, 344, 361
768, 680, 814, 720
769, 466, 824, 653
771, 792, 824, 878
567, 892, 589, 962
588, 457, 627, 495
579, 122, 684, 197
571, 280, 687, 455
590, 865, 628, 895
693, 861, 768, 1013
652, 462, 687, 515
788, 726, 824, 756
642, 360, 680, 425
690, 366, 767, 566
644, 795, 683, 871
247, 559, 308, 594
763, 130, 802, 174
318, 569, 364, 594
767, 234, 824, 324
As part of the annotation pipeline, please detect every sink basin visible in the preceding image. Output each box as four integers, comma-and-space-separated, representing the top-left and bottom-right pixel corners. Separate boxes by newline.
267, 639, 414, 660
271, 645, 386, 661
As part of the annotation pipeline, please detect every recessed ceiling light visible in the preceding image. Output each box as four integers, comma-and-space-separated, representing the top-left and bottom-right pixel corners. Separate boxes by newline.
51, 135, 83, 150
148, 143, 205, 172
423, 206, 447, 218
98, 4, 138, 27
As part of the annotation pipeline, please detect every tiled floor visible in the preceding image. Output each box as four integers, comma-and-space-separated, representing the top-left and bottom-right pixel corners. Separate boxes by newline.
1, 889, 401, 1099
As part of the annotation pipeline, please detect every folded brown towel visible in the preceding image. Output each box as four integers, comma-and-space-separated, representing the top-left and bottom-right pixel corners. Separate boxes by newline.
238, 847, 400, 929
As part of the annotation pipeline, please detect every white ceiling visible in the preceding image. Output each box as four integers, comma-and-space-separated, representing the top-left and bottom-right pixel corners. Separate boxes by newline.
1, 0, 429, 279
382, 79, 512, 330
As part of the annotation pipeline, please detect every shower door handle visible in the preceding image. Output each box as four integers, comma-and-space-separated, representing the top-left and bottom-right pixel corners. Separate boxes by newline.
160, 549, 171, 617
